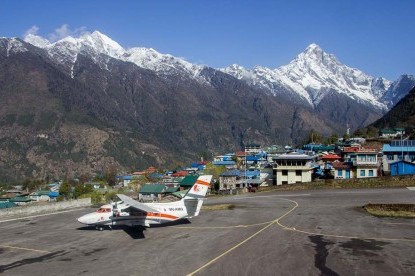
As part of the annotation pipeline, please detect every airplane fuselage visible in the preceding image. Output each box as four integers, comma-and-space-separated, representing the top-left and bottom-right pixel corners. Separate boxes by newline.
77, 200, 190, 228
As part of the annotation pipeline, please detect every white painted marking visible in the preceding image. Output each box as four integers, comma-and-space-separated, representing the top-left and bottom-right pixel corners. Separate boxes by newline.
407, 187, 415, 191
0, 208, 86, 223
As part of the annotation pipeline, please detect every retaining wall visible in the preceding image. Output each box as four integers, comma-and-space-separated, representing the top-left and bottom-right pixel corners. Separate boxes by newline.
0, 198, 91, 218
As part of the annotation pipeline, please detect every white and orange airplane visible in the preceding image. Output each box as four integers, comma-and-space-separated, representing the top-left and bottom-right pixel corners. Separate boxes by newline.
77, 175, 212, 231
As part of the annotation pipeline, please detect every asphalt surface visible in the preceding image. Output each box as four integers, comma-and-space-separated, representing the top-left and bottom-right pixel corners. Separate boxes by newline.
0, 188, 414, 275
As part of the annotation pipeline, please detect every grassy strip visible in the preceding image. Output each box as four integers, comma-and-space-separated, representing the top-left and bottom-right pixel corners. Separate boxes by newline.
202, 204, 235, 211
363, 203, 415, 218
257, 177, 415, 193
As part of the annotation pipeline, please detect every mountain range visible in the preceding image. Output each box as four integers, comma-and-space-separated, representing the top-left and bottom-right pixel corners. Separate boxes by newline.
0, 31, 414, 181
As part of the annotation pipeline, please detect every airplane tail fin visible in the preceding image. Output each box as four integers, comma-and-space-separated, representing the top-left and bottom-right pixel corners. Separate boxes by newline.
183, 175, 212, 217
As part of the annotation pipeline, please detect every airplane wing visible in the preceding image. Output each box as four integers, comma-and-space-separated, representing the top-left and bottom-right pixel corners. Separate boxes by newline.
117, 194, 159, 213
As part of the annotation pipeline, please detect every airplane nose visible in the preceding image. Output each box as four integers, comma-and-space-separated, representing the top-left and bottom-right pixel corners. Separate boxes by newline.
77, 215, 89, 224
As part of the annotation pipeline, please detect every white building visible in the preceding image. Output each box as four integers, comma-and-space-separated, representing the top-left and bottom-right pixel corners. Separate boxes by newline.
273, 153, 315, 185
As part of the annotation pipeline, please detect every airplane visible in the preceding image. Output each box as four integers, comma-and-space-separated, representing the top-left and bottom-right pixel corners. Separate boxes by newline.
77, 175, 212, 231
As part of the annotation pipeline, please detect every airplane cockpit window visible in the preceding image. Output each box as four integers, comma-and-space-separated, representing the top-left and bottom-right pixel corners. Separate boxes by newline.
97, 208, 111, 213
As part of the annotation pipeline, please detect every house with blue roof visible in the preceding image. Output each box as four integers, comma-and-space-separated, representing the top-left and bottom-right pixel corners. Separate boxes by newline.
382, 140, 415, 175
212, 154, 236, 168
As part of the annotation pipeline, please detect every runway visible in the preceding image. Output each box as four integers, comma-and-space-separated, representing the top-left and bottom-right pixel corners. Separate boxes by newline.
0, 188, 414, 275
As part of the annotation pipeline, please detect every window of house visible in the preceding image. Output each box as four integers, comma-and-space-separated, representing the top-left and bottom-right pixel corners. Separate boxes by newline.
387, 155, 394, 161
296, 170, 301, 176
360, 170, 366, 177
282, 170, 288, 176
282, 181, 288, 185
338, 169, 343, 177
368, 170, 374, 177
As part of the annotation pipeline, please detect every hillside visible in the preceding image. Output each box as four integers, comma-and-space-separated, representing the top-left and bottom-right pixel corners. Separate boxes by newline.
371, 86, 415, 132
0, 34, 411, 182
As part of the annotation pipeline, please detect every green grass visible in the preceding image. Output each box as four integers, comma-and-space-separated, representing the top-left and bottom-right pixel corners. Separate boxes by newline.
202, 204, 235, 211
363, 203, 415, 218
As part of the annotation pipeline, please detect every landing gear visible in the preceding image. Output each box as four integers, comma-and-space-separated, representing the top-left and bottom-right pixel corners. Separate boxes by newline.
96, 226, 104, 231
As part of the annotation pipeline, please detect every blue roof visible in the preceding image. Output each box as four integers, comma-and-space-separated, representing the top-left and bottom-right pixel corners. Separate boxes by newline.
213, 161, 236, 166
382, 144, 415, 152
48, 191, 59, 198
220, 169, 261, 177
244, 170, 260, 178
246, 156, 260, 161
220, 170, 240, 177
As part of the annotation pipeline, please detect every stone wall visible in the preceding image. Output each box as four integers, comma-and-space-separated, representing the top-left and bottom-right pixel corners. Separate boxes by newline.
0, 198, 91, 218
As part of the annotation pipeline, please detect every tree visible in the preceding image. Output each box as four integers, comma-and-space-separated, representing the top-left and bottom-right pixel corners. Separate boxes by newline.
104, 165, 118, 187
326, 133, 338, 145
59, 182, 72, 199
73, 184, 94, 199
22, 179, 45, 192
305, 130, 324, 144
204, 163, 227, 179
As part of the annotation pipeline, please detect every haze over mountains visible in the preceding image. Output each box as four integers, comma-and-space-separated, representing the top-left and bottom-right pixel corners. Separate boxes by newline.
0, 31, 414, 181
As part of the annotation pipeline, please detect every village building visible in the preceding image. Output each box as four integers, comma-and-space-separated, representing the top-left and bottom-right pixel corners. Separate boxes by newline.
332, 161, 354, 179
389, 160, 415, 176
273, 153, 316, 185
379, 128, 405, 139
382, 140, 415, 175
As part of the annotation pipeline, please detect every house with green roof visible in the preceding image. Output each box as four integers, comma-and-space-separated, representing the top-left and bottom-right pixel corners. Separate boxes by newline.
0, 201, 17, 209
9, 196, 32, 206
380, 128, 405, 139
138, 184, 167, 202
179, 175, 199, 189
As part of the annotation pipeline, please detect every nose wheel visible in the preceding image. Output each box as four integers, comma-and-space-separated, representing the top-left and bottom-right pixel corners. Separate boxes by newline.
96, 226, 104, 231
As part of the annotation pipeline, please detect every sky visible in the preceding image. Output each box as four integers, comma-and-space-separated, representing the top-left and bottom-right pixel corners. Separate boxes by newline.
0, 0, 414, 80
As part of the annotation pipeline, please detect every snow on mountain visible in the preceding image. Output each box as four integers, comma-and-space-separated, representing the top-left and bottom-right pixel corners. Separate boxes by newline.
123, 47, 205, 80
1, 38, 29, 56
23, 31, 205, 81
24, 34, 51, 48
381, 74, 415, 108
221, 43, 391, 110
22, 31, 408, 111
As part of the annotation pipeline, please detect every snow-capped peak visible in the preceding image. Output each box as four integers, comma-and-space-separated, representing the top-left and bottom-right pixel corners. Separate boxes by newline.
24, 34, 51, 48
221, 43, 391, 110
22, 30, 205, 81
80, 31, 125, 57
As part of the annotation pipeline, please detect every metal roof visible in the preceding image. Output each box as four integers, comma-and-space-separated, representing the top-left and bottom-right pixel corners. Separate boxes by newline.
383, 144, 415, 152
180, 175, 199, 187
139, 184, 166, 194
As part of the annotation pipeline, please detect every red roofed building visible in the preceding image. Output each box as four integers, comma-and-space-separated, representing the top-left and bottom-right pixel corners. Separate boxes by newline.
171, 171, 189, 177
321, 154, 341, 162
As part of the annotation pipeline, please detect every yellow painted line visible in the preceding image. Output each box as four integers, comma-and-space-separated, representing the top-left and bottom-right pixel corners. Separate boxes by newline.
0, 244, 51, 254
275, 202, 415, 243
186, 198, 298, 276
173, 220, 274, 229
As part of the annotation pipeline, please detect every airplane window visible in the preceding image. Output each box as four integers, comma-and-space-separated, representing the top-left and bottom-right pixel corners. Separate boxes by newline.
97, 208, 111, 213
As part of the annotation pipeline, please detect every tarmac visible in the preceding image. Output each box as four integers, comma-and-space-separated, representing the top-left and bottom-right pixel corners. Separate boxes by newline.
0, 188, 414, 275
